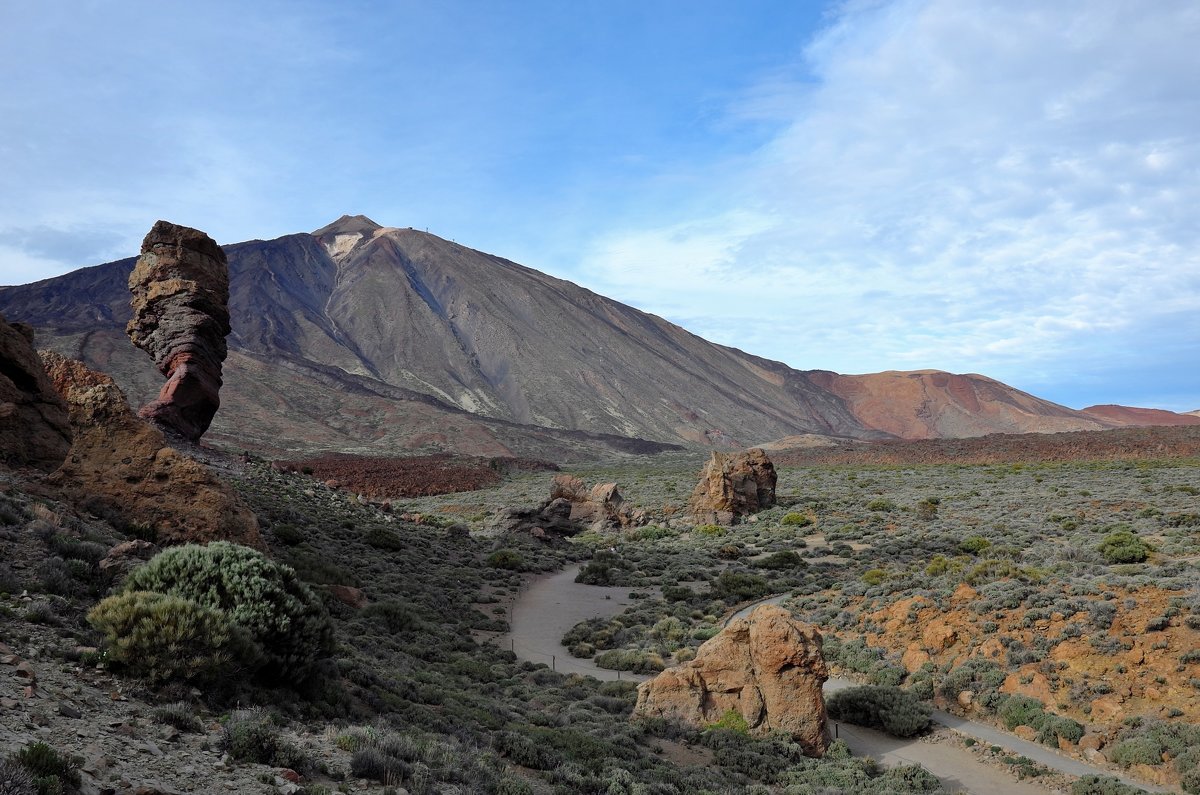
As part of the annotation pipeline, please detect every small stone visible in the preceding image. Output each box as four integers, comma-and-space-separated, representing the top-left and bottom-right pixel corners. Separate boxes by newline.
59, 703, 83, 719
277, 768, 302, 783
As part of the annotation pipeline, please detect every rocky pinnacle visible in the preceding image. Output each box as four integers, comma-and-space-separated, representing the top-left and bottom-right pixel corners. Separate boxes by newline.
126, 220, 231, 442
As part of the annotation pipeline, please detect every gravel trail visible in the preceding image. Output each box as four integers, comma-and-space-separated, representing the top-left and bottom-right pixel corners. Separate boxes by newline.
503, 568, 1173, 794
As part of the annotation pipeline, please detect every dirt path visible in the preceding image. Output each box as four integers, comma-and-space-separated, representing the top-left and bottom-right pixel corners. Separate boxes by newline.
502, 569, 1175, 794
498, 564, 649, 681
732, 595, 1170, 793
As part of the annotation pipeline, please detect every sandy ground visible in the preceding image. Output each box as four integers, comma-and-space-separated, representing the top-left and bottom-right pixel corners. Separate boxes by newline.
501, 568, 1173, 794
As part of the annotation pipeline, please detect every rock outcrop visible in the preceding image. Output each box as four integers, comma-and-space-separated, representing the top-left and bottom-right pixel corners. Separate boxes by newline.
40, 352, 261, 548
490, 474, 648, 539
688, 448, 777, 524
634, 604, 829, 756
0, 314, 72, 470
126, 221, 231, 442
548, 474, 644, 531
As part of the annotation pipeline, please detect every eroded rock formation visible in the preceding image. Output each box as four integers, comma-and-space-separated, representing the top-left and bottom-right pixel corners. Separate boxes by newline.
548, 473, 644, 531
0, 314, 72, 470
126, 221, 231, 442
40, 351, 261, 548
490, 474, 648, 539
634, 604, 829, 756
688, 448, 777, 524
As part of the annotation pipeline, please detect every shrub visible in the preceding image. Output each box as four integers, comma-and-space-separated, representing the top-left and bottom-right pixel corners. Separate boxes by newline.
486, 549, 525, 570
712, 570, 770, 602
866, 499, 896, 512
0, 759, 35, 795
708, 709, 750, 734
998, 694, 1044, 730
153, 702, 204, 733
695, 524, 727, 537
826, 685, 931, 737
861, 569, 887, 586
1098, 531, 1150, 564
959, 535, 991, 554
119, 542, 334, 683
87, 591, 262, 684
7, 742, 81, 795
1070, 775, 1148, 795
759, 550, 805, 570
362, 601, 421, 633
1110, 736, 1163, 768
222, 709, 309, 772
365, 527, 404, 550
780, 512, 813, 527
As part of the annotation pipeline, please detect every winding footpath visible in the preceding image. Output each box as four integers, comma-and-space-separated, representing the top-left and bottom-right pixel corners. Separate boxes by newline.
500, 568, 1173, 795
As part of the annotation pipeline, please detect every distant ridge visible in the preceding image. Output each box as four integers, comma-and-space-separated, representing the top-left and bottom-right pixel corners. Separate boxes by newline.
0, 216, 1184, 458
1081, 404, 1200, 427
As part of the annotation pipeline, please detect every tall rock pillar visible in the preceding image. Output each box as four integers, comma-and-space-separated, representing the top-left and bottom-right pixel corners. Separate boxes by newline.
126, 221, 231, 442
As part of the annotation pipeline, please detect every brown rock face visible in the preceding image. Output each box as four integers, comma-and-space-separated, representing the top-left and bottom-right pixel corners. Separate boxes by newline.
126, 221, 231, 442
688, 448, 777, 524
549, 473, 643, 531
634, 604, 829, 756
0, 314, 72, 470
40, 352, 260, 548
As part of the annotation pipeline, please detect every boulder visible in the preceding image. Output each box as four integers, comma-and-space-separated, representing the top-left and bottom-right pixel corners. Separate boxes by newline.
634, 604, 829, 756
688, 448, 777, 525
0, 314, 72, 470
40, 352, 261, 548
98, 539, 159, 579
493, 474, 646, 537
126, 221, 231, 442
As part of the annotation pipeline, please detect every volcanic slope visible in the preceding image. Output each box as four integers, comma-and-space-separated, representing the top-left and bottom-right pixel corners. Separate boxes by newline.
0, 215, 1129, 455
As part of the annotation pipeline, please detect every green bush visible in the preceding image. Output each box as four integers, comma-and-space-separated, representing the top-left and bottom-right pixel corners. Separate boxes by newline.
712, 570, 770, 602
222, 710, 309, 772
695, 523, 727, 537
119, 542, 334, 683
826, 685, 931, 737
861, 569, 888, 586
959, 536, 992, 555
998, 694, 1045, 730
759, 550, 805, 570
708, 709, 750, 733
1070, 775, 1147, 795
780, 512, 813, 527
866, 499, 896, 512
1098, 531, 1151, 564
486, 549, 525, 570
1109, 736, 1162, 768
7, 742, 81, 795
997, 695, 1083, 746
87, 591, 262, 684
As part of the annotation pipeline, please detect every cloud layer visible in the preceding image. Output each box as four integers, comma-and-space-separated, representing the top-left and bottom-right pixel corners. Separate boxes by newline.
578, 0, 1200, 409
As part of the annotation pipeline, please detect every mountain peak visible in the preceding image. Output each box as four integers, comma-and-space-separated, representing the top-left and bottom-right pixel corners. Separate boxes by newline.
312, 214, 382, 237
311, 215, 384, 263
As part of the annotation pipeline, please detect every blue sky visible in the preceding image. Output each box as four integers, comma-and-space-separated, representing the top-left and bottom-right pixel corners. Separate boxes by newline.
1, 1, 1197, 412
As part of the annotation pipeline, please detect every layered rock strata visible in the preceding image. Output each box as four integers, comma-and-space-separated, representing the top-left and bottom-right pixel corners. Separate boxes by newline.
126, 221, 231, 441
0, 314, 72, 470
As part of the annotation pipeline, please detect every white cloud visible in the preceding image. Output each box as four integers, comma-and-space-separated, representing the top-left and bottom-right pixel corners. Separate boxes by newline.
576, 0, 1200, 405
